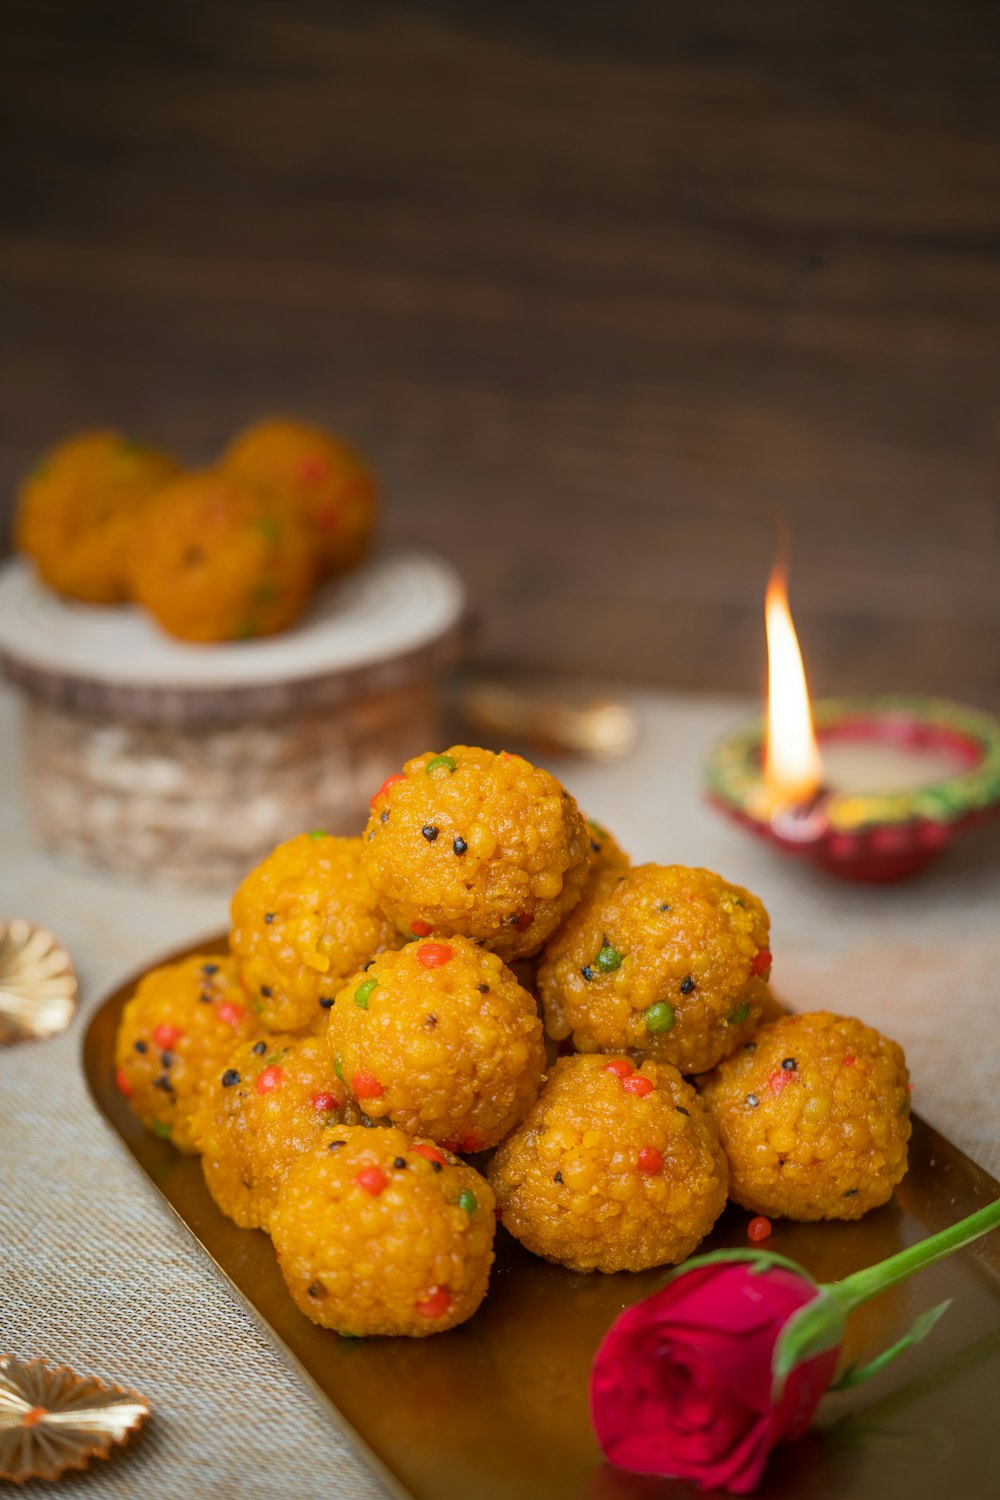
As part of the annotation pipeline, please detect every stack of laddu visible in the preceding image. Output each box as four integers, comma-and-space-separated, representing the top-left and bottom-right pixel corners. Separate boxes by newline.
115, 745, 911, 1337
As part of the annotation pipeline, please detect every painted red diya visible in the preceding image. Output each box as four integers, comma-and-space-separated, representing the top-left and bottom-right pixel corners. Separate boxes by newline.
704, 695, 1000, 882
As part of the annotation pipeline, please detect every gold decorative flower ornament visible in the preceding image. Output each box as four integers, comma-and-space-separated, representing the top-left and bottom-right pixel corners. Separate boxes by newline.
0, 919, 77, 1045
0, 1354, 149, 1483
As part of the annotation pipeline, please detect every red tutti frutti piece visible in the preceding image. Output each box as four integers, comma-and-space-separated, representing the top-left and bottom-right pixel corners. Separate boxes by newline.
297, 455, 329, 485
748, 1215, 773, 1242
256, 1065, 283, 1094
152, 1023, 183, 1050
603, 1059, 634, 1079
637, 1146, 663, 1174
412, 1143, 447, 1167
416, 942, 454, 969
371, 772, 406, 807
750, 948, 772, 977
410, 919, 433, 937
352, 1070, 384, 1099
513, 911, 533, 931
622, 1074, 654, 1097
216, 1002, 245, 1027
415, 1285, 452, 1319
355, 1165, 388, 1196
843, 1054, 856, 1067
115, 1066, 133, 1099
768, 1069, 795, 1094
310, 1092, 340, 1113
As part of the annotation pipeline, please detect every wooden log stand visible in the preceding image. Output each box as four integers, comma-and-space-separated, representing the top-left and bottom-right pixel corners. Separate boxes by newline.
0, 550, 465, 887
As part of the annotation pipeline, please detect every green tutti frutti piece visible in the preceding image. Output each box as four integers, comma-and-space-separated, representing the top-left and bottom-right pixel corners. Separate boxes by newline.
457, 1189, 477, 1214
354, 978, 378, 1010
334, 1055, 344, 1080
727, 1002, 750, 1025
152, 1121, 173, 1139
308, 829, 328, 840
644, 1001, 675, 1035
594, 937, 624, 974
425, 754, 458, 776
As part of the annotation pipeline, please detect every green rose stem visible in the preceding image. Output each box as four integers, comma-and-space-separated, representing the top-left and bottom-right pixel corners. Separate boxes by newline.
772, 1196, 1000, 1394
828, 1197, 1000, 1304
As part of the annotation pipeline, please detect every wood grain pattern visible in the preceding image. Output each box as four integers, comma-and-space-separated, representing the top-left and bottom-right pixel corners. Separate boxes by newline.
2, 1, 999, 702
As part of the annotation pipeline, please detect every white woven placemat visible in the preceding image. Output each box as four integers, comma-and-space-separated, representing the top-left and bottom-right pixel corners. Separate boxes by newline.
2, 684, 998, 1498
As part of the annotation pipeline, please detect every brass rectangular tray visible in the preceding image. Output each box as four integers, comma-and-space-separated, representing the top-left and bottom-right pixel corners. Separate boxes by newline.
83, 942, 1000, 1500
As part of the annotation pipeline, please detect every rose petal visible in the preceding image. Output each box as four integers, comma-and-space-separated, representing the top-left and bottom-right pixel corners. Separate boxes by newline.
610, 1266, 821, 1421
704, 1406, 778, 1494
640, 1264, 816, 1338
667, 1326, 780, 1418
769, 1347, 841, 1445
593, 1327, 760, 1479
657, 1358, 720, 1440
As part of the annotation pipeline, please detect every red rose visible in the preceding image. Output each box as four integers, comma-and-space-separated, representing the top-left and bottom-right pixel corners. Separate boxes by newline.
589, 1200, 1000, 1491
590, 1261, 840, 1494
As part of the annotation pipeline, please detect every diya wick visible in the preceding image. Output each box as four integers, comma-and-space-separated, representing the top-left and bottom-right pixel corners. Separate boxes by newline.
705, 560, 1000, 882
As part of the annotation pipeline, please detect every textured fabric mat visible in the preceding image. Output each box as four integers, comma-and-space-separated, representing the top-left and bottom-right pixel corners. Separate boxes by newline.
2, 684, 998, 1498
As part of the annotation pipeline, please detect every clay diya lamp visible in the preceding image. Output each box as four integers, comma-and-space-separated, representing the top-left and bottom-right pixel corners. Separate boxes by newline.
704, 564, 1000, 882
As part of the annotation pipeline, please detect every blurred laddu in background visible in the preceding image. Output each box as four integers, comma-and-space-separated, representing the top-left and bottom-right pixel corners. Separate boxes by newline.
2, 0, 999, 703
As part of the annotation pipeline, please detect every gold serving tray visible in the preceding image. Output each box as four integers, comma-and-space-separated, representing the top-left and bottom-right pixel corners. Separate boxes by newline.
84, 940, 1000, 1500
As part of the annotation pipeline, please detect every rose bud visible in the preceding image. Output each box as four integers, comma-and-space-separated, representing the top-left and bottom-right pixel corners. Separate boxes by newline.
590, 1259, 837, 1493
590, 1195, 1000, 1494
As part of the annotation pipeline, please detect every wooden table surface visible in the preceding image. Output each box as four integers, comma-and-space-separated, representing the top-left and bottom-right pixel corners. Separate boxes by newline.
2, 1, 999, 704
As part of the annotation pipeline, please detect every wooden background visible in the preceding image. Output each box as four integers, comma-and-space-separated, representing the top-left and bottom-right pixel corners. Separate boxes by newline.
2, 0, 999, 705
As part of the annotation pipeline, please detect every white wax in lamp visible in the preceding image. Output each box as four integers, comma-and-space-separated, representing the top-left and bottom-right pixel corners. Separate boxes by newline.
817, 739, 961, 794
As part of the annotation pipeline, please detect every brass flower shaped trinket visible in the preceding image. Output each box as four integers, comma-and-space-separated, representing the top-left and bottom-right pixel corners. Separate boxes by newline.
0, 919, 77, 1045
0, 1354, 149, 1483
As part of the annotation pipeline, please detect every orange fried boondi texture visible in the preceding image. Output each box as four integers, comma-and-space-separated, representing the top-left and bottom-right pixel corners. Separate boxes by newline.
327, 933, 545, 1152
223, 417, 376, 580
16, 430, 177, 604
363, 746, 592, 961
698, 1010, 911, 1221
230, 832, 401, 1033
270, 1125, 495, 1336
128, 469, 318, 642
539, 864, 771, 1075
489, 1053, 728, 1273
113, 954, 256, 1152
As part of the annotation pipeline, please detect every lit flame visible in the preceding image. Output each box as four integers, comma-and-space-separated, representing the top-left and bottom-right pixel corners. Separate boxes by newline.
764, 556, 823, 803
